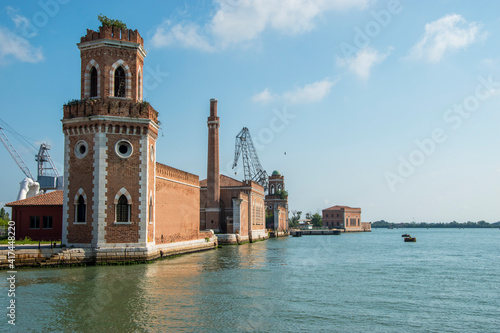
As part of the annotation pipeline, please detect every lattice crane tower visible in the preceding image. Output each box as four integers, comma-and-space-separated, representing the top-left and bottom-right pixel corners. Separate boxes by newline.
232, 127, 269, 190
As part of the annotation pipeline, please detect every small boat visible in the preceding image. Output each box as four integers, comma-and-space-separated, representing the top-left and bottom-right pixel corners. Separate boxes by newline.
404, 237, 416, 242
401, 234, 410, 237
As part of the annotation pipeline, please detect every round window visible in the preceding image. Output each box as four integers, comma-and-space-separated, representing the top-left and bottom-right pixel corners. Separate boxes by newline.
115, 140, 133, 158
75, 140, 88, 159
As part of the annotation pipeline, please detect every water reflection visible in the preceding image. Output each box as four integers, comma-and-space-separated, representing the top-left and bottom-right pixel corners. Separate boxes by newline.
10, 231, 500, 332
55, 266, 150, 332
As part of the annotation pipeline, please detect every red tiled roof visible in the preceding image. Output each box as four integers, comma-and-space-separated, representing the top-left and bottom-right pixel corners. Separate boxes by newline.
323, 205, 360, 211
6, 190, 63, 206
200, 174, 244, 187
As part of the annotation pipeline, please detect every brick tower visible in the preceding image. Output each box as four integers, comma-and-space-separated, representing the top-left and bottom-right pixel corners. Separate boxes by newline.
205, 99, 221, 230
61, 24, 159, 249
265, 171, 289, 233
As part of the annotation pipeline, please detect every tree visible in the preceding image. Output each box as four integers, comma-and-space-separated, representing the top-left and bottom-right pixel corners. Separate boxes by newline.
288, 210, 302, 228
0, 207, 9, 236
0, 208, 9, 221
311, 213, 323, 228
265, 209, 274, 229
98, 14, 127, 29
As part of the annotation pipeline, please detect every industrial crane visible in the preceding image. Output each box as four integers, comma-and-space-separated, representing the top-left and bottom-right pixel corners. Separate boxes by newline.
0, 122, 62, 200
232, 127, 269, 190
35, 143, 61, 189
0, 127, 34, 180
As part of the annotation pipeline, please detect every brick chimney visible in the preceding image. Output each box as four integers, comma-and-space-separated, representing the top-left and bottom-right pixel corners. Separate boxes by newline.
206, 98, 220, 229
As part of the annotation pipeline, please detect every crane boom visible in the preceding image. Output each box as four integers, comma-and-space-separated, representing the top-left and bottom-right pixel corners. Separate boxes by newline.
232, 127, 268, 190
0, 127, 35, 180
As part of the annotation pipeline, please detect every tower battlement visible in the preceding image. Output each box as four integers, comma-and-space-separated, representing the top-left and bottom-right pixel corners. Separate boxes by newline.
63, 99, 158, 123
80, 25, 144, 45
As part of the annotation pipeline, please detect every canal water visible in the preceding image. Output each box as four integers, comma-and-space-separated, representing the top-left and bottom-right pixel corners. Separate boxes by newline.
3, 229, 499, 332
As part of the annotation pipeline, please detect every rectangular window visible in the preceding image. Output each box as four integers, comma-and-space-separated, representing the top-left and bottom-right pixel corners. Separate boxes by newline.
43, 216, 53, 229
116, 204, 130, 222
30, 216, 40, 229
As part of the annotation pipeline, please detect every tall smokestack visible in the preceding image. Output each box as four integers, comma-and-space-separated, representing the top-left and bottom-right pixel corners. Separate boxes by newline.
206, 98, 220, 229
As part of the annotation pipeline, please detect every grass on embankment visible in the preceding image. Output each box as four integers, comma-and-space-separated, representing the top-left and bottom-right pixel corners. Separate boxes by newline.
0, 237, 60, 245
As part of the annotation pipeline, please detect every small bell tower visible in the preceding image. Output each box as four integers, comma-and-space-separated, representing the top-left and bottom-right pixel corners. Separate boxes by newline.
265, 171, 288, 232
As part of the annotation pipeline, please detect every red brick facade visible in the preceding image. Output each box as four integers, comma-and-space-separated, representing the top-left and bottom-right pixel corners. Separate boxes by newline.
155, 163, 203, 244
265, 171, 289, 233
322, 205, 362, 231
6, 191, 63, 241
62, 24, 210, 251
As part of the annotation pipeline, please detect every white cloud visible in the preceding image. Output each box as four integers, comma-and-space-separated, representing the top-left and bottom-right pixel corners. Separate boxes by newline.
408, 14, 486, 63
253, 78, 338, 104
252, 88, 275, 104
283, 78, 338, 103
0, 26, 43, 63
0, 7, 43, 64
151, 20, 214, 52
337, 47, 391, 80
6, 6, 34, 34
151, 0, 369, 51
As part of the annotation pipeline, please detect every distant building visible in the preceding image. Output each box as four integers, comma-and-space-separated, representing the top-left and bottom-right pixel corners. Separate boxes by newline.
6, 191, 63, 241
322, 205, 368, 231
297, 219, 313, 230
265, 170, 288, 235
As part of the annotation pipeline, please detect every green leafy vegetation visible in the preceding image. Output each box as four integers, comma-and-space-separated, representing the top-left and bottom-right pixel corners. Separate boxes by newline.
306, 212, 323, 228
98, 14, 127, 29
0, 208, 10, 238
0, 237, 59, 244
275, 189, 288, 199
265, 209, 274, 228
288, 210, 302, 228
371, 220, 500, 228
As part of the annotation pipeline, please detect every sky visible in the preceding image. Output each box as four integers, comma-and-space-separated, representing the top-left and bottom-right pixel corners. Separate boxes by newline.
0, 0, 499, 223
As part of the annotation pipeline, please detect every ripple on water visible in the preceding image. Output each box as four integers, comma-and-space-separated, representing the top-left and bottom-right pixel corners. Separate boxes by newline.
8, 229, 500, 332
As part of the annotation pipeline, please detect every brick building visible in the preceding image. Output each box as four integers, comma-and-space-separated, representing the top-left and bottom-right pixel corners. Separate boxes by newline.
265, 171, 289, 235
61, 24, 215, 260
322, 205, 363, 231
200, 99, 267, 244
6, 191, 63, 241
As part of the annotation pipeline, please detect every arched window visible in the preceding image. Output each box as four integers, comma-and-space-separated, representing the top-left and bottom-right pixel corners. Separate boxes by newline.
116, 195, 130, 222
137, 68, 142, 101
114, 66, 126, 97
149, 196, 153, 223
270, 185, 275, 195
76, 195, 86, 223
90, 67, 98, 97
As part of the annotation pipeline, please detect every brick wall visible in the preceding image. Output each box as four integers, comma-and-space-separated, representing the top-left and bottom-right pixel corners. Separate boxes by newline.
155, 164, 201, 244
66, 133, 95, 244
103, 134, 141, 243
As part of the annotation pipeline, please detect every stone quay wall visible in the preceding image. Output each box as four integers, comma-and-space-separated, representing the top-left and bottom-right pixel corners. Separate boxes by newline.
0, 235, 217, 268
